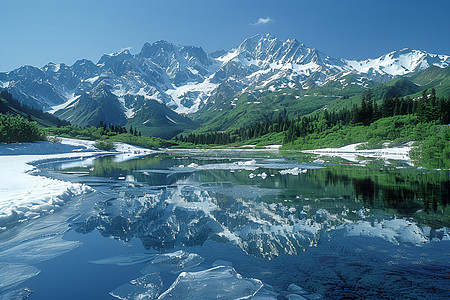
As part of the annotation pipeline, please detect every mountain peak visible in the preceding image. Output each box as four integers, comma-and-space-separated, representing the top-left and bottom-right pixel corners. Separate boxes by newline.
139, 40, 176, 58
42, 62, 64, 73
97, 49, 132, 66
2, 33, 450, 119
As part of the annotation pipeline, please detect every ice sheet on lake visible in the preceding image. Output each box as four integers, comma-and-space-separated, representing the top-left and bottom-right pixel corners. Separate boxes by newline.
0, 287, 33, 300
0, 263, 40, 292
110, 273, 163, 300
158, 266, 263, 300
169, 160, 324, 173
90, 253, 155, 266
170, 161, 258, 172
141, 250, 204, 274
91, 250, 204, 274
0, 235, 80, 264
0, 137, 158, 228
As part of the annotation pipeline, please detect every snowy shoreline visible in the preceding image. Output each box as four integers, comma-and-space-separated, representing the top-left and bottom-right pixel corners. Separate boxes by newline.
0, 139, 415, 228
301, 142, 413, 163
0, 138, 156, 228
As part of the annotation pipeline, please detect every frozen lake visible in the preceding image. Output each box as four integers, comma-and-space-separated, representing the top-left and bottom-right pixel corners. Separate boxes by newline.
1, 149, 449, 299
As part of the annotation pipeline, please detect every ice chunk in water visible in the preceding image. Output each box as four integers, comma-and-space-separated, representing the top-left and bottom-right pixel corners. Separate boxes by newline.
287, 284, 308, 294
90, 253, 155, 266
0, 235, 80, 264
237, 160, 256, 166
279, 168, 307, 175
91, 250, 204, 273
0, 263, 40, 291
158, 266, 263, 299
141, 250, 204, 274
0, 287, 33, 300
252, 285, 279, 299
212, 260, 233, 267
110, 273, 163, 300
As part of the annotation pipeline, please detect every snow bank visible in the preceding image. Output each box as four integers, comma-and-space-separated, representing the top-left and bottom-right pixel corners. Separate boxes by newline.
0, 138, 156, 228
0, 152, 93, 227
302, 143, 412, 163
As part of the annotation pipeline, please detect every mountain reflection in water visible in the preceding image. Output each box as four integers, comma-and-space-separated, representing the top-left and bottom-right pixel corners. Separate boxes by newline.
46, 151, 450, 298
60, 153, 450, 258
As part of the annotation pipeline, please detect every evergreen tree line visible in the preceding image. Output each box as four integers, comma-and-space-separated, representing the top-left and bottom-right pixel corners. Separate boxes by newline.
284, 89, 450, 143
176, 113, 293, 145
176, 131, 237, 145
0, 90, 70, 127
98, 121, 142, 137
177, 88, 449, 146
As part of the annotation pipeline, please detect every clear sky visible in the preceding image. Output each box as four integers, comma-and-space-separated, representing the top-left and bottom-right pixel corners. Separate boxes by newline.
1, 0, 449, 72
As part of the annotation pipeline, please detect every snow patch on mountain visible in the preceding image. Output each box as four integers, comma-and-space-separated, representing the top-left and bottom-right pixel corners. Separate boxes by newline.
1, 33, 449, 120
166, 115, 177, 124
48, 93, 81, 114
84, 76, 100, 84
346, 49, 450, 76
165, 79, 219, 114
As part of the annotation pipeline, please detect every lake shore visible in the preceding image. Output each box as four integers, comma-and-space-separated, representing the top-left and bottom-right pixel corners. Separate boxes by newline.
0, 138, 156, 227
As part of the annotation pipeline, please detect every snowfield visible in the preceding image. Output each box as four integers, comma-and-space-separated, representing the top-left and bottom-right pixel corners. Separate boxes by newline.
0, 138, 156, 228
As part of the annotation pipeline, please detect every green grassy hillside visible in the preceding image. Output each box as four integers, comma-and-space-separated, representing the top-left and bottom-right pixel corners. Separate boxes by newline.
0, 90, 69, 127
127, 99, 199, 139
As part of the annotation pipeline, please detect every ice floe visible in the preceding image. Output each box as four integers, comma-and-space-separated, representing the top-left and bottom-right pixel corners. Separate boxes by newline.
0, 287, 33, 300
158, 266, 263, 299
92, 250, 205, 274
140, 250, 205, 274
279, 167, 307, 175
0, 263, 40, 292
0, 235, 80, 264
91, 253, 155, 266
110, 273, 163, 300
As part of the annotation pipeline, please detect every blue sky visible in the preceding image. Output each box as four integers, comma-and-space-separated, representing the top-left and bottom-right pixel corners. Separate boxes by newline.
1, 0, 449, 71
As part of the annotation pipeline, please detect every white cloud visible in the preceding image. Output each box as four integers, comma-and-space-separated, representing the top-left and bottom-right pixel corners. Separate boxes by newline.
120, 46, 132, 52
251, 17, 273, 26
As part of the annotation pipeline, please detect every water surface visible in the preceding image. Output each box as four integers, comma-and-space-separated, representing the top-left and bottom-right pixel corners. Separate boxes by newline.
2, 150, 449, 299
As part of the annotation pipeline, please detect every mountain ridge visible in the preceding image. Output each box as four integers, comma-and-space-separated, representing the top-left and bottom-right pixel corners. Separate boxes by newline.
0, 33, 449, 136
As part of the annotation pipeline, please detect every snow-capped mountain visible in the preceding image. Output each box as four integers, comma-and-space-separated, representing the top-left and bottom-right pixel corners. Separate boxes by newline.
0, 33, 449, 126
345, 47, 450, 78
213, 33, 350, 89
